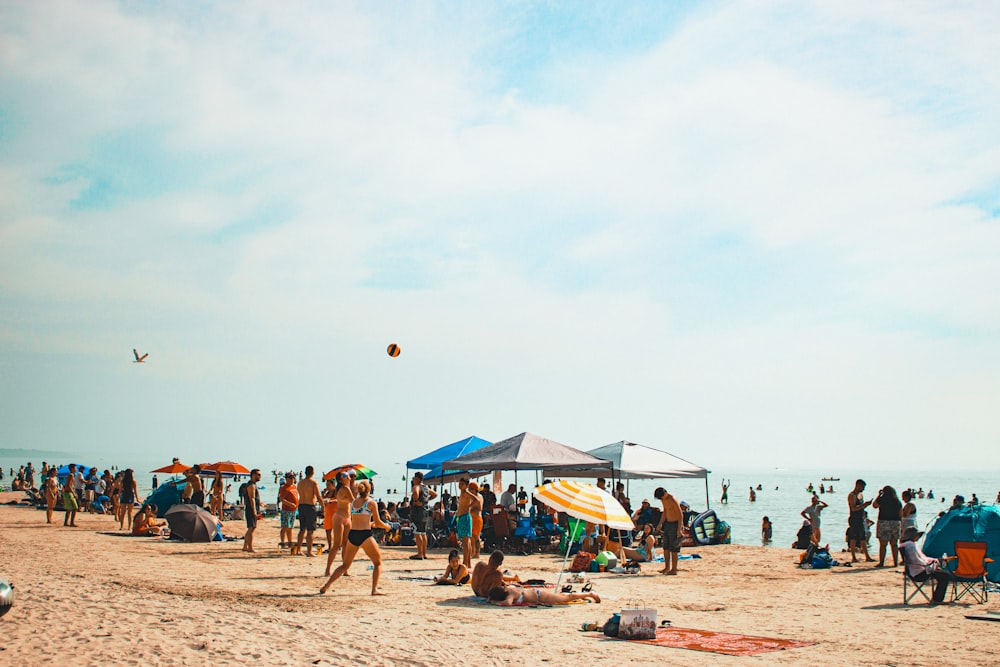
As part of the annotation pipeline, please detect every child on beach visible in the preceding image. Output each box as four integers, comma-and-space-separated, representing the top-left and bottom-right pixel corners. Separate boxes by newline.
761, 516, 772, 543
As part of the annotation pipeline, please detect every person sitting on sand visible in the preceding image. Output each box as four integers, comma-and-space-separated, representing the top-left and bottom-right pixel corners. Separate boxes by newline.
471, 550, 520, 597
132, 504, 164, 536
319, 480, 391, 596
793, 520, 812, 549
619, 523, 657, 563
487, 584, 600, 606
434, 549, 470, 585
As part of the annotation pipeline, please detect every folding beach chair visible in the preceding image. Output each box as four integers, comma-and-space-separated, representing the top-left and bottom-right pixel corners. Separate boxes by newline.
950, 541, 993, 604
488, 507, 512, 551
903, 568, 934, 605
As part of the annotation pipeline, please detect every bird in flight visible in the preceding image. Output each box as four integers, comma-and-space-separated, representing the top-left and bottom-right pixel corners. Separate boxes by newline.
133, 349, 149, 363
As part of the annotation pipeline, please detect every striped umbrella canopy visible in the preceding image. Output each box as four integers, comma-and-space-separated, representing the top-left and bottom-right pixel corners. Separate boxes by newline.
534, 480, 634, 530
534, 480, 635, 588
323, 464, 377, 481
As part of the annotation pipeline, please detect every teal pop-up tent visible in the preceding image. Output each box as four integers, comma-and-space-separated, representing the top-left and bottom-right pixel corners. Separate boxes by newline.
922, 504, 1000, 582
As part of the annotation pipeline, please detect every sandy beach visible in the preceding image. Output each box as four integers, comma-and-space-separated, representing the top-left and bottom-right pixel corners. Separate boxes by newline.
1, 496, 996, 666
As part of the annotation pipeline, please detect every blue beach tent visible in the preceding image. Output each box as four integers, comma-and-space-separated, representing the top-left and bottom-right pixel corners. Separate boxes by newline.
144, 480, 186, 518
922, 504, 1000, 582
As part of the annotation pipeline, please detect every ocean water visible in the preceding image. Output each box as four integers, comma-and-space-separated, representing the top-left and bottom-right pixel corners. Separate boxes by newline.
4, 451, 996, 550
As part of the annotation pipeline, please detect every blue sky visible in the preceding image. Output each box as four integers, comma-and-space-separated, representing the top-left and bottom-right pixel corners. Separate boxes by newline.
1, 1, 998, 475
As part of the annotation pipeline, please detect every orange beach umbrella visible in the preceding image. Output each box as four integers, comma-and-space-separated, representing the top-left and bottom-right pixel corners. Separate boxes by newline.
150, 461, 190, 474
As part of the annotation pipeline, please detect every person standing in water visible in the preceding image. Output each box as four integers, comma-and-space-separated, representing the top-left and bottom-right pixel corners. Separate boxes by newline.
720, 480, 730, 504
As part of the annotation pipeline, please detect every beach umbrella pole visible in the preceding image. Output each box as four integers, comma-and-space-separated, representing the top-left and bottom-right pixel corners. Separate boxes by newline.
555, 529, 573, 589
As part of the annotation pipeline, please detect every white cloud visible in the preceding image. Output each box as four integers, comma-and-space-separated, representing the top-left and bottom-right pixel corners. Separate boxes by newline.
1, 1, 998, 470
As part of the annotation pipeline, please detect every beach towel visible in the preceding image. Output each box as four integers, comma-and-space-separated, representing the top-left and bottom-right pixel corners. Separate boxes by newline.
595, 626, 814, 656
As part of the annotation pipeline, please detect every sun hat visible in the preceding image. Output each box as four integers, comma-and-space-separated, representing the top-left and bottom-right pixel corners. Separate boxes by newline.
901, 526, 923, 542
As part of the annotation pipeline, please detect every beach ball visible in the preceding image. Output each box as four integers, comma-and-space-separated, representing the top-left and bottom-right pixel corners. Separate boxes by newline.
387, 343, 401, 358
0, 579, 13, 618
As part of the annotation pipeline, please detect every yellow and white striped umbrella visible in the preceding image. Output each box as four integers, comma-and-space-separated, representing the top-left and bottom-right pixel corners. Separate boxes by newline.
533, 480, 634, 531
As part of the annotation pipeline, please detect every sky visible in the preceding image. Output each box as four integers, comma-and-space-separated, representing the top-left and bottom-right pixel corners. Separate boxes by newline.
1, 1, 998, 476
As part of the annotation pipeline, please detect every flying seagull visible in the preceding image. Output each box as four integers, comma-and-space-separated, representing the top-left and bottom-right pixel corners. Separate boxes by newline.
133, 349, 149, 363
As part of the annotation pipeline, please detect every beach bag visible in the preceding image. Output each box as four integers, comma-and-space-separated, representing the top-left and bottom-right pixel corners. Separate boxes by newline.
618, 598, 657, 640
603, 613, 621, 637
811, 549, 834, 569
570, 551, 595, 573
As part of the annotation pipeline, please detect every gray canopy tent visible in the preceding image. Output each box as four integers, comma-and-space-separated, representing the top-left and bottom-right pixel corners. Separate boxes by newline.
442, 432, 614, 490
548, 440, 712, 509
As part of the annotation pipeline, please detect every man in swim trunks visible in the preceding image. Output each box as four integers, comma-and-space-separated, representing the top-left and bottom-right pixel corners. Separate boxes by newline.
654, 486, 683, 575
242, 469, 262, 553
455, 478, 475, 568
409, 471, 436, 560
848, 479, 874, 563
278, 472, 298, 552
294, 465, 322, 556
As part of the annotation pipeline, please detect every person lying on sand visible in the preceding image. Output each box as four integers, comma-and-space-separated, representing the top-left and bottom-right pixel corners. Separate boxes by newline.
487, 584, 600, 606
471, 550, 520, 597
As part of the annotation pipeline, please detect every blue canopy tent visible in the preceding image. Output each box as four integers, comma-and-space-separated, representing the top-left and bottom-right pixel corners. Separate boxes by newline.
56, 464, 98, 484
922, 504, 1000, 582
406, 436, 492, 487
407, 436, 492, 470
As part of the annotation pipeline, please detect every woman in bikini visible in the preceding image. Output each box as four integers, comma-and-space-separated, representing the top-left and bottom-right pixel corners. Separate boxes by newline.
209, 471, 225, 523
323, 472, 355, 577
488, 583, 600, 606
320, 480, 389, 596
44, 468, 59, 524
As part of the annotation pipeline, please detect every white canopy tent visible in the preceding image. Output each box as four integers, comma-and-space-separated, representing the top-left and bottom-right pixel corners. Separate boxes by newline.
549, 441, 712, 509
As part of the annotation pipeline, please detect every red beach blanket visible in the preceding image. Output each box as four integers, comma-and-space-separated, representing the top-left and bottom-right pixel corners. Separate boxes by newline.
600, 626, 815, 656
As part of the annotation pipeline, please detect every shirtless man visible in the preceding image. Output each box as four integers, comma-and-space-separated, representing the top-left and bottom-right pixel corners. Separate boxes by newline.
184, 465, 204, 507
471, 550, 519, 597
294, 465, 322, 556
654, 486, 683, 575
455, 478, 475, 568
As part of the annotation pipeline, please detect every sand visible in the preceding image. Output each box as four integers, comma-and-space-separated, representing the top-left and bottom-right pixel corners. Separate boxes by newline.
1, 496, 996, 666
